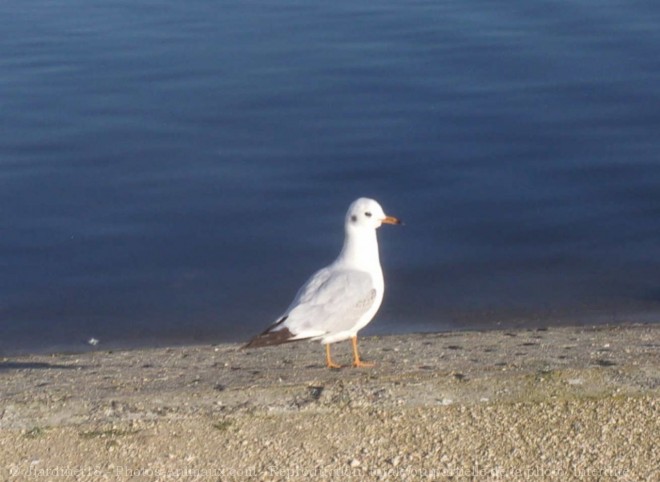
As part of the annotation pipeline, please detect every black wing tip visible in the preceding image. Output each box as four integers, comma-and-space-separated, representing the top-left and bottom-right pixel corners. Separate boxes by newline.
242, 327, 296, 349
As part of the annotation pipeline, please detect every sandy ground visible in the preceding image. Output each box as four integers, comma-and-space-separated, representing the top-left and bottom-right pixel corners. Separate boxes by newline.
0, 323, 658, 481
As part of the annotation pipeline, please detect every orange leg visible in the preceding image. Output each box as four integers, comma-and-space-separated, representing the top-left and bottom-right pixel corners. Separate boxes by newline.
325, 343, 342, 369
351, 336, 374, 368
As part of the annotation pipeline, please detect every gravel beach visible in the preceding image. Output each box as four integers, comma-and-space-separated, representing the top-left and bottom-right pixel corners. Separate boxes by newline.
1, 323, 658, 481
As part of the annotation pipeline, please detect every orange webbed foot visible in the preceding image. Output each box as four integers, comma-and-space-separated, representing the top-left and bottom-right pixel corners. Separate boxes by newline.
352, 360, 374, 368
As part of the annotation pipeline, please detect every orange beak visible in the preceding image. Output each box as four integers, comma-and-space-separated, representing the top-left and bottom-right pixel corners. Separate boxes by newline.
382, 215, 402, 225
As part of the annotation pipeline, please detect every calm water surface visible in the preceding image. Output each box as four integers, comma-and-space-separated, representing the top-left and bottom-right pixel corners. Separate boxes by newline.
1, 1, 660, 354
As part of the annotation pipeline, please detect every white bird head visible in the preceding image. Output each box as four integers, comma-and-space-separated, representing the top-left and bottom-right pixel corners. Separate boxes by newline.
345, 198, 401, 230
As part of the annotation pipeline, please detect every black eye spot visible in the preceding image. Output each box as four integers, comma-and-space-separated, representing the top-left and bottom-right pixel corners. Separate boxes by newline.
351, 215, 357, 222
365, 212, 372, 217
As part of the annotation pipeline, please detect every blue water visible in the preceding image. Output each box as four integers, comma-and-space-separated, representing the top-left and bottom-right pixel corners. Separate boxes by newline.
1, 0, 659, 354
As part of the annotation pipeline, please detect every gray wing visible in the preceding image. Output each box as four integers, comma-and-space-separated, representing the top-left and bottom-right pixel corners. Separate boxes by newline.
244, 267, 377, 348
282, 267, 376, 339
280, 266, 375, 335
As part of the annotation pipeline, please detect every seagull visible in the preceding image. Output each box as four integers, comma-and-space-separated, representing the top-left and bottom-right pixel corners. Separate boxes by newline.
244, 198, 401, 368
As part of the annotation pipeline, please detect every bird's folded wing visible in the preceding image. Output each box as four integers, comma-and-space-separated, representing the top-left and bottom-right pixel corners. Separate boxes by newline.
281, 268, 377, 339
244, 268, 377, 348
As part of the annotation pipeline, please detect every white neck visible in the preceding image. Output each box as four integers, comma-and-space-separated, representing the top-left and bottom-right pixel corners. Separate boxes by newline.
335, 224, 381, 272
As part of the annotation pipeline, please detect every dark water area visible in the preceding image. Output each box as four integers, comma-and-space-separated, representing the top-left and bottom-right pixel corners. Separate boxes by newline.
1, 1, 660, 354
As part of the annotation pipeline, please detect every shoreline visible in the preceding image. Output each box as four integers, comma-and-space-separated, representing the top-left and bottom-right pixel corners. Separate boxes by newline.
1, 323, 658, 480
4, 311, 660, 357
